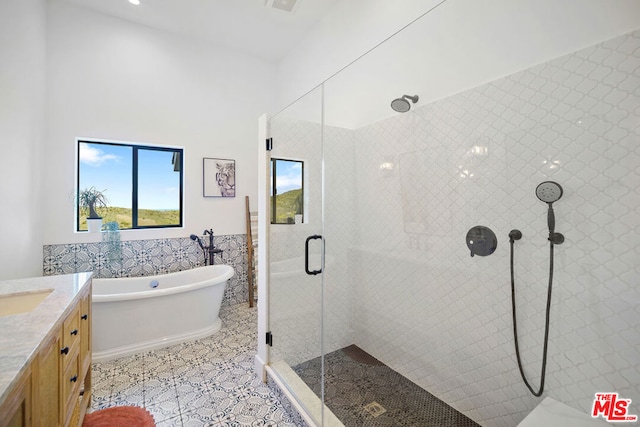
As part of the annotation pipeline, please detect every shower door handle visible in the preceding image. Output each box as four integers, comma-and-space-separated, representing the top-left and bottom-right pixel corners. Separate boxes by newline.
305, 235, 323, 275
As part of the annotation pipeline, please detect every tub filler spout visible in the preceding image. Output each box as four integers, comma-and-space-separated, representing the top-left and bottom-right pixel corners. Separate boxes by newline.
191, 230, 223, 265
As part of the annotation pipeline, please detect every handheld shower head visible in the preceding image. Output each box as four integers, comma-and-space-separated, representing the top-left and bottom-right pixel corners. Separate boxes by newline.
536, 181, 563, 204
509, 182, 565, 397
535, 181, 564, 244
190, 234, 205, 249
390, 94, 419, 113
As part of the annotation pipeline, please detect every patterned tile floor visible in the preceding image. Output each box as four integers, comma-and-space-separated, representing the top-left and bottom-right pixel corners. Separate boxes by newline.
294, 345, 480, 427
90, 304, 299, 426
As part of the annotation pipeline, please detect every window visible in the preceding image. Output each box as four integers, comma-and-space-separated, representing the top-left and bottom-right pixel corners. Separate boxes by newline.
77, 140, 183, 231
270, 158, 303, 224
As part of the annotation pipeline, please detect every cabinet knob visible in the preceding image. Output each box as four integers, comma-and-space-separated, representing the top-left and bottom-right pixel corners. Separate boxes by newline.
70, 375, 78, 383
81, 314, 88, 320
70, 329, 78, 336
61, 346, 69, 355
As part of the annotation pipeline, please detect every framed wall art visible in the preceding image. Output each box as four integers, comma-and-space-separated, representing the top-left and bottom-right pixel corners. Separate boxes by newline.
203, 157, 236, 197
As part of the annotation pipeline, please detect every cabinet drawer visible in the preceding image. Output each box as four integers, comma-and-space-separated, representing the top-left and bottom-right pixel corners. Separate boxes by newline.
62, 305, 80, 349
61, 346, 80, 421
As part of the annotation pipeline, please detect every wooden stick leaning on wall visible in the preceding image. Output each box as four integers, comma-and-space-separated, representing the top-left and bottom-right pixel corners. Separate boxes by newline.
245, 196, 256, 308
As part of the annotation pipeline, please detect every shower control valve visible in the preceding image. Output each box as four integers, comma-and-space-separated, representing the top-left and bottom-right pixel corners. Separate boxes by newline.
466, 226, 497, 257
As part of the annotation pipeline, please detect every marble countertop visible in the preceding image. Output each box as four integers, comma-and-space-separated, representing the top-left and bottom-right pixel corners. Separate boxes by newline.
0, 272, 92, 405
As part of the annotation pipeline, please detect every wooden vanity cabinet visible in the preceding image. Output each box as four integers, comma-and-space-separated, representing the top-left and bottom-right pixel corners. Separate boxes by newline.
0, 367, 31, 427
32, 330, 61, 425
61, 302, 80, 427
59, 289, 92, 427
77, 290, 92, 425
3, 284, 92, 427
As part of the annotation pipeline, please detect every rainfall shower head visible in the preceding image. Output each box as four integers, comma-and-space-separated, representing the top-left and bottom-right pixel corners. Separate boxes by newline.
536, 181, 563, 204
390, 94, 419, 113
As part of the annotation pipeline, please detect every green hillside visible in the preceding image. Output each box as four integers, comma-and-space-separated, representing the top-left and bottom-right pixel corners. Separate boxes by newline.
78, 190, 301, 229
79, 207, 179, 230
272, 188, 302, 224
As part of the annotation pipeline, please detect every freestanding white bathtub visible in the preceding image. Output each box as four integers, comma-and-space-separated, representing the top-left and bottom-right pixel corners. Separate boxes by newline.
92, 264, 234, 362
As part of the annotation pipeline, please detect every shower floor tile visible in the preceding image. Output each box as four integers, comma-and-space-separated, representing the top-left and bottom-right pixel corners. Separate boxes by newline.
90, 303, 298, 427
294, 345, 480, 427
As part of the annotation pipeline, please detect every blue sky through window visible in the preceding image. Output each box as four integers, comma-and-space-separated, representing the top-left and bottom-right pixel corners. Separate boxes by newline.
79, 142, 180, 210
138, 149, 180, 210
275, 159, 302, 194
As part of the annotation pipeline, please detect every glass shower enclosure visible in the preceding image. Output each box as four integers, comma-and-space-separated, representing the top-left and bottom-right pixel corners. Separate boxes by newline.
263, 3, 640, 427
265, 6, 475, 425
267, 87, 325, 423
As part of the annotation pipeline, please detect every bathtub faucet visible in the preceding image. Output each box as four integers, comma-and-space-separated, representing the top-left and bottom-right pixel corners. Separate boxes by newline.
203, 229, 214, 250
202, 229, 222, 265
191, 229, 222, 266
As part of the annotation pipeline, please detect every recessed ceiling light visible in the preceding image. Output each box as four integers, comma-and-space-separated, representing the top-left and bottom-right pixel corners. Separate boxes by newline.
129, 0, 140, 5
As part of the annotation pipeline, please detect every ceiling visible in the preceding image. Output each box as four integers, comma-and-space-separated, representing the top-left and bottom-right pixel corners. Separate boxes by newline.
56, 0, 341, 62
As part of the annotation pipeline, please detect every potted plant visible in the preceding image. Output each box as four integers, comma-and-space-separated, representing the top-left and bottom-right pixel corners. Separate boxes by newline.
79, 187, 108, 232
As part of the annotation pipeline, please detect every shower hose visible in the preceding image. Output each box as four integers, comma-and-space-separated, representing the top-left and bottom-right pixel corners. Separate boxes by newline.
509, 239, 554, 397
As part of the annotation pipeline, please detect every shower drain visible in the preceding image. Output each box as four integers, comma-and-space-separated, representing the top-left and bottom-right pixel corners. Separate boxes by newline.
363, 401, 387, 418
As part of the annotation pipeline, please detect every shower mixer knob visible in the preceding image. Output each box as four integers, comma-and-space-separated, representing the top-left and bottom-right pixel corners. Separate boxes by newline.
466, 226, 497, 257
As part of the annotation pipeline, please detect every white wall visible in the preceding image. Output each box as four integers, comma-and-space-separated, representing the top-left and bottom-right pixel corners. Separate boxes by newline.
278, 0, 640, 128
276, 0, 443, 110
44, 1, 277, 245
0, 0, 46, 280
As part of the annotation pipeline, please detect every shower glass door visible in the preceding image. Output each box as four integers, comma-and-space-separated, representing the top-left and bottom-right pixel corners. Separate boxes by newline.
267, 86, 325, 424
319, 10, 452, 424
